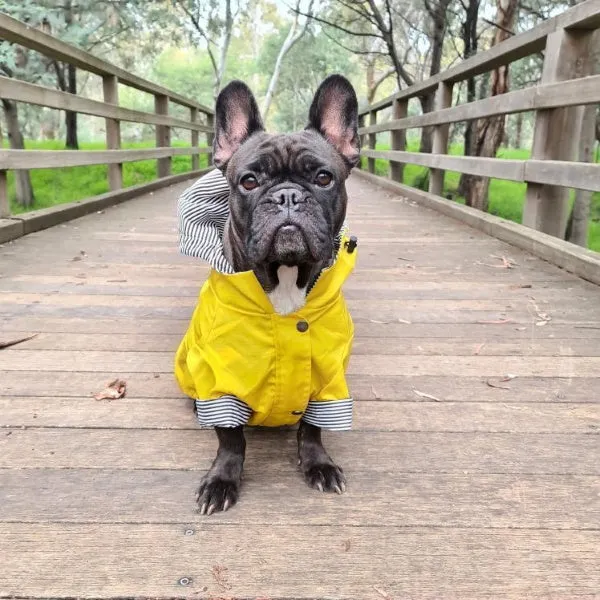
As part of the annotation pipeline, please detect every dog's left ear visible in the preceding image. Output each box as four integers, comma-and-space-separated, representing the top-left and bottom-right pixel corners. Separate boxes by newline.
213, 80, 264, 169
307, 74, 360, 167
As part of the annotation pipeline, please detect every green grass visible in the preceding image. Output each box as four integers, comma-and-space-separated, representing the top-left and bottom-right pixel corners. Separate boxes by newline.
361, 141, 600, 252
5, 140, 209, 215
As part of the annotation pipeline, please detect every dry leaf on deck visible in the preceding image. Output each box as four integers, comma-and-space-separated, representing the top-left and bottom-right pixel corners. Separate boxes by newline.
413, 389, 442, 402
0, 333, 38, 350
94, 378, 127, 401
486, 379, 511, 390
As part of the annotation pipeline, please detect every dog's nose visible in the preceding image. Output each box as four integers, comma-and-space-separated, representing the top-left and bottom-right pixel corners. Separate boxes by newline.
275, 188, 303, 207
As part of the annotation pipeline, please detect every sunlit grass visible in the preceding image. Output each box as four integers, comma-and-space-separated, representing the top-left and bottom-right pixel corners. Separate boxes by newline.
6, 140, 209, 215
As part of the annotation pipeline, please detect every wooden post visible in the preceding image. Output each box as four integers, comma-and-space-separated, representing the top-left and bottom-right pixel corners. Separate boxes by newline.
206, 113, 214, 167
390, 98, 408, 183
522, 28, 594, 237
190, 107, 199, 171
429, 82, 453, 196
0, 170, 9, 218
368, 110, 377, 174
102, 75, 122, 191
155, 94, 171, 178
357, 114, 366, 170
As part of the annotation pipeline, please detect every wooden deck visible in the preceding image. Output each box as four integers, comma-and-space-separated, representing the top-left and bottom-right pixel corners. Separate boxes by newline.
1, 174, 599, 599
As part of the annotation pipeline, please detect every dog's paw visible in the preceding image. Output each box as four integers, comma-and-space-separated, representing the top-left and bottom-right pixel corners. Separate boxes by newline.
302, 461, 346, 494
196, 475, 240, 515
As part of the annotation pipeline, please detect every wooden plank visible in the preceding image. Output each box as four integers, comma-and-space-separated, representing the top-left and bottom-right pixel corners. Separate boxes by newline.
155, 94, 171, 178
361, 149, 526, 181
429, 82, 453, 196
523, 28, 595, 235
1, 428, 599, 473
525, 159, 600, 192
2, 349, 599, 376
6, 331, 600, 357
1, 469, 599, 529
358, 75, 600, 134
0, 147, 210, 169
1, 396, 598, 433
102, 74, 122, 191
0, 14, 213, 113
0, 76, 211, 131
2, 370, 598, 403
1, 523, 599, 599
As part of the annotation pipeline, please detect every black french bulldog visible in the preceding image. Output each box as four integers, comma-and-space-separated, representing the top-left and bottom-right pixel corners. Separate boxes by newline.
195, 74, 360, 514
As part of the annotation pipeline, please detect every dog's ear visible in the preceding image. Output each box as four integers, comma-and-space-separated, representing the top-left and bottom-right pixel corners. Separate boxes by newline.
307, 75, 360, 167
213, 80, 264, 169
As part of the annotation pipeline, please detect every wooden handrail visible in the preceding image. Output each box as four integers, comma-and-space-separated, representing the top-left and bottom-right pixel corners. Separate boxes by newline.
0, 13, 212, 114
359, 0, 600, 115
356, 0, 600, 243
0, 11, 215, 220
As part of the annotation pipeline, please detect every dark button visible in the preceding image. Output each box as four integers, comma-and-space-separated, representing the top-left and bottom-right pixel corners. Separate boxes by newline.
296, 320, 309, 333
291, 410, 304, 415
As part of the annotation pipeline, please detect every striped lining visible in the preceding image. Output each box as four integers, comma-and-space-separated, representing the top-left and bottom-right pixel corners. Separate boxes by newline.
195, 396, 252, 428
303, 398, 354, 431
178, 169, 235, 273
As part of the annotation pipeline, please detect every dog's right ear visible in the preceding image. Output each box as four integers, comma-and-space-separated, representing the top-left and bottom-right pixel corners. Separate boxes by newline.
213, 81, 264, 170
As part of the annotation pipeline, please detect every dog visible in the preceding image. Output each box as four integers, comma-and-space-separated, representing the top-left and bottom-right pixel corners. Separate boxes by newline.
175, 74, 360, 515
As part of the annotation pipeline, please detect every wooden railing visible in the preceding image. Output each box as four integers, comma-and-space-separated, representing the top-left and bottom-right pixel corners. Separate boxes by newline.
0, 12, 214, 220
357, 0, 600, 242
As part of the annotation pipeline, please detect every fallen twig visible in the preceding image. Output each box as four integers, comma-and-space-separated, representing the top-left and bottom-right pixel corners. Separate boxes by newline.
413, 389, 442, 402
0, 333, 38, 350
486, 379, 511, 390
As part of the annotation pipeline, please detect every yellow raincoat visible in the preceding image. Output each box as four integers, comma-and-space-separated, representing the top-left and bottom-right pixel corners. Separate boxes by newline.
175, 238, 357, 429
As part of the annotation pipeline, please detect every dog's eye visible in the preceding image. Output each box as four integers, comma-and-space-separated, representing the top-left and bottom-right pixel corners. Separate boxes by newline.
315, 171, 333, 187
240, 175, 259, 191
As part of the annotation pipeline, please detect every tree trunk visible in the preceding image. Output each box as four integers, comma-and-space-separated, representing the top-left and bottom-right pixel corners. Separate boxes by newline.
65, 62, 78, 149
465, 0, 518, 211
515, 111, 523, 148
214, 0, 233, 101
420, 0, 452, 154
1, 99, 34, 208
262, 1, 311, 119
458, 0, 481, 195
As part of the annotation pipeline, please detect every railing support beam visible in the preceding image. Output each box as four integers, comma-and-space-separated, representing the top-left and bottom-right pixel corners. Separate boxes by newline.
368, 110, 377, 174
523, 28, 594, 237
390, 99, 408, 184
102, 75, 122, 191
0, 170, 8, 218
155, 94, 171, 178
206, 113, 214, 167
190, 107, 199, 171
429, 82, 453, 196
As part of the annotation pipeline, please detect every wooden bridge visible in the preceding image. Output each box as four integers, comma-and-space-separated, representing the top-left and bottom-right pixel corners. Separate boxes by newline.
1, 3, 600, 599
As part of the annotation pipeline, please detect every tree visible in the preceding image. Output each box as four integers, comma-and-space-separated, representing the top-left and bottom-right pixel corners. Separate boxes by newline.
465, 0, 518, 211
297, 0, 453, 153
174, 0, 246, 101
262, 0, 313, 120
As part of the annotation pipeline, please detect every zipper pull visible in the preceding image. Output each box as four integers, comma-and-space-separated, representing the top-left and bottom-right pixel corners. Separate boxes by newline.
344, 236, 358, 254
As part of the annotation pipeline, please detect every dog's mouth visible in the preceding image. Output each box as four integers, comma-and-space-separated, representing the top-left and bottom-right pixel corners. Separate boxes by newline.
267, 224, 312, 266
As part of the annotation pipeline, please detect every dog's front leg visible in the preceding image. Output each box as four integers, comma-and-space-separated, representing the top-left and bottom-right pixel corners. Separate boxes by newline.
197, 426, 245, 515
297, 421, 346, 494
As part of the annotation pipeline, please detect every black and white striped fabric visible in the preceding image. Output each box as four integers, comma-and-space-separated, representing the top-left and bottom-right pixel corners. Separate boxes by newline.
179, 169, 353, 431
178, 169, 235, 273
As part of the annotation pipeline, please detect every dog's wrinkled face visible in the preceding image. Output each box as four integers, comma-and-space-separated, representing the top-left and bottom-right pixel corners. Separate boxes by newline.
212, 75, 360, 294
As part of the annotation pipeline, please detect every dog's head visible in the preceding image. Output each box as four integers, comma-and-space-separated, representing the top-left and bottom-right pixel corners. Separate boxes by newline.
213, 75, 359, 291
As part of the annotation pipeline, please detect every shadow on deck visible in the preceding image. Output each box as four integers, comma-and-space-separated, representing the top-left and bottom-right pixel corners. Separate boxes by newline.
1, 174, 599, 599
